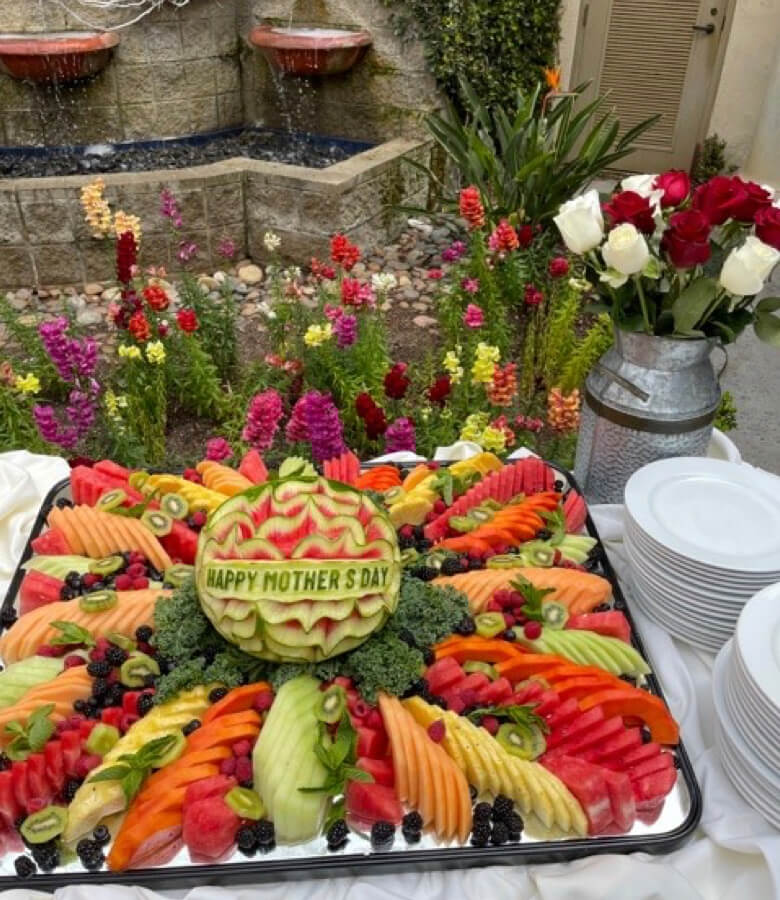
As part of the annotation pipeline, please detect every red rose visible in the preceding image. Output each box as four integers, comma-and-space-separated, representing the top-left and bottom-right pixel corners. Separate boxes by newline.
384, 362, 410, 400
518, 224, 534, 248
692, 176, 748, 225
660, 210, 711, 268
127, 311, 151, 341
729, 177, 772, 222
603, 190, 656, 235
176, 308, 199, 333
755, 206, 780, 250
142, 285, 169, 311
428, 375, 451, 405
548, 256, 570, 278
653, 170, 691, 207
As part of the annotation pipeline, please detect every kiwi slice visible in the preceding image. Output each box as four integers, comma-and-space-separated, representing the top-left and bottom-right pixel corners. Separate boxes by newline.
153, 731, 186, 768
141, 509, 173, 537
449, 515, 478, 533
85, 723, 120, 756
542, 602, 569, 630
79, 590, 117, 613
400, 548, 420, 567
161, 493, 189, 520
96, 489, 127, 512
521, 543, 556, 567
383, 486, 405, 505
486, 554, 523, 570
20, 806, 68, 844
225, 786, 264, 820
128, 470, 150, 490
120, 651, 160, 687
475, 612, 506, 639
88, 555, 124, 577
463, 661, 498, 681
469, 508, 495, 524
107, 632, 136, 652
315, 685, 347, 724
163, 563, 195, 587
496, 722, 546, 760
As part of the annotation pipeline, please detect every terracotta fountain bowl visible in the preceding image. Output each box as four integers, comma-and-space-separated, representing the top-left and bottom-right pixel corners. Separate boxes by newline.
249, 25, 372, 76
0, 31, 119, 84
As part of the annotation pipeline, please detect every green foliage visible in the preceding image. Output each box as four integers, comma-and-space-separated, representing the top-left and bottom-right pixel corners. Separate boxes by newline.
177, 276, 238, 382
691, 134, 736, 185
421, 78, 659, 224
714, 390, 738, 432
341, 630, 424, 704
558, 314, 613, 392
0, 296, 64, 398
380, 0, 561, 112
0, 382, 47, 453
166, 333, 227, 421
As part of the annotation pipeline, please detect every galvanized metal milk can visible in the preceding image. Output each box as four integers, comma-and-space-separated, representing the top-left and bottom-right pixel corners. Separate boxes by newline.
574, 329, 721, 504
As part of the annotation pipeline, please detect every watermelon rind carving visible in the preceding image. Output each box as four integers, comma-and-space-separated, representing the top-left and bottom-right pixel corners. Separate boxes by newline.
195, 476, 402, 662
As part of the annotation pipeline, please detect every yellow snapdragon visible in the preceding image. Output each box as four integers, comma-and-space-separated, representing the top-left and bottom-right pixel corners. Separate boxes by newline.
443, 347, 464, 385
104, 390, 128, 421
460, 412, 489, 442
479, 425, 507, 453
114, 210, 142, 244
303, 322, 333, 348
80, 178, 112, 238
471, 342, 500, 384
118, 343, 142, 360
15, 373, 40, 395
145, 341, 166, 365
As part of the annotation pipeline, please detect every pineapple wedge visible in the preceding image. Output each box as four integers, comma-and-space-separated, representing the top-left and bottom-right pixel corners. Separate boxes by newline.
403, 697, 587, 836
62, 685, 211, 843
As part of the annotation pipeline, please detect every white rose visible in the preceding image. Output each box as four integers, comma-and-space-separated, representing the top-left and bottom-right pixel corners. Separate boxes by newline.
601, 223, 650, 275
719, 236, 780, 295
554, 189, 604, 254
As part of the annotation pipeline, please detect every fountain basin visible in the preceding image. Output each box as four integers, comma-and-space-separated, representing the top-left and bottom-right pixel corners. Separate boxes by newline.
0, 31, 119, 84
249, 26, 372, 76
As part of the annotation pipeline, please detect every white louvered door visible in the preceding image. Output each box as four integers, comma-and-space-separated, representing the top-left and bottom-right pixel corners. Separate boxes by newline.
571, 0, 730, 172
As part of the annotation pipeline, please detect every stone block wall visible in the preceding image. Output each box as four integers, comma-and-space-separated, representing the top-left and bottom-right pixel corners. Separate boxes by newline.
240, 0, 440, 143
0, 0, 243, 146
0, 139, 428, 286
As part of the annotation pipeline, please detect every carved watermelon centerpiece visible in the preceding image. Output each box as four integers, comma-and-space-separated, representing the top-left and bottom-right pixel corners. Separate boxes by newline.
195, 476, 401, 662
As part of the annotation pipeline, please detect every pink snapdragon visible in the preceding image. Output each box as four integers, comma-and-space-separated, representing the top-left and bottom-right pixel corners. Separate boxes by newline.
242, 389, 283, 452
205, 437, 233, 461
463, 303, 484, 329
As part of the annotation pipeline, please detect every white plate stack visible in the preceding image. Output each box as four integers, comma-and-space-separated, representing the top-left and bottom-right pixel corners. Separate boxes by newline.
713, 582, 780, 830
623, 457, 780, 653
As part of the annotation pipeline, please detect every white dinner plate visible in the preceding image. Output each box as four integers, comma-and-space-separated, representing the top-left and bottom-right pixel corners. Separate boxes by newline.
624, 513, 780, 584
717, 729, 780, 829
734, 581, 780, 710
731, 641, 780, 728
631, 586, 727, 652
724, 652, 780, 768
625, 459, 780, 573
629, 567, 735, 634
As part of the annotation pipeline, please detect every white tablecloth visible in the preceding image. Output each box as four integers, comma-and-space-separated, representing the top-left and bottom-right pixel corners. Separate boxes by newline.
0, 452, 777, 900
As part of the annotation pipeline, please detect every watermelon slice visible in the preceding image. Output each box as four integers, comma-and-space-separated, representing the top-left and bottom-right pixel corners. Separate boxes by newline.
71, 465, 142, 507
543, 697, 581, 730
356, 757, 395, 787
544, 715, 625, 759
356, 726, 388, 759
182, 795, 240, 861
183, 775, 237, 811
631, 766, 677, 810
345, 779, 402, 826
425, 657, 464, 697
238, 450, 268, 485
542, 755, 612, 834
545, 705, 604, 750
94, 459, 131, 480
563, 491, 587, 533
567, 611, 631, 643
589, 727, 642, 764
31, 528, 71, 556
601, 768, 636, 832
19, 570, 64, 615
160, 520, 199, 565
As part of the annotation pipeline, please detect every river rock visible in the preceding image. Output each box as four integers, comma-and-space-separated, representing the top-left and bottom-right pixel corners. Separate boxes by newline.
237, 264, 263, 285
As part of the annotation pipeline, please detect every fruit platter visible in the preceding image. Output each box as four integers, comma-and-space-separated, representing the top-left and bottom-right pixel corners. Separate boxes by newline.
0, 450, 701, 888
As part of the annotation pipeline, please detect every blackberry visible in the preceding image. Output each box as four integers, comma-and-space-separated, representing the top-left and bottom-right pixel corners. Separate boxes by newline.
92, 825, 111, 845
182, 719, 201, 736
490, 821, 509, 845
14, 856, 36, 878
468, 785, 478, 803
673, 754, 681, 769
398, 628, 417, 647
148, 568, 163, 582
439, 556, 462, 576
86, 660, 111, 678
56, 497, 74, 509
554, 480, 564, 492
209, 686, 229, 703
254, 820, 275, 847
105, 646, 128, 666
77, 839, 104, 871
473, 802, 492, 822
467, 556, 483, 571
143, 674, 157, 689
84, 700, 101, 719
506, 813, 524, 840
491, 794, 514, 822
370, 820, 395, 850
641, 727, 652, 744
402, 811, 423, 833
236, 825, 258, 854
136, 694, 155, 717
404, 678, 428, 698
31, 841, 60, 871
1, 606, 18, 629
412, 526, 425, 542
454, 616, 476, 636
61, 778, 82, 803
325, 819, 349, 850
104, 684, 124, 707
501, 629, 517, 642
470, 820, 491, 847
401, 825, 421, 843
157, 657, 173, 675
91, 678, 108, 698
87, 581, 106, 593
76, 838, 94, 857
415, 566, 439, 582
593, 603, 611, 613
422, 647, 435, 666
135, 625, 153, 643
417, 538, 433, 552
398, 534, 415, 550
73, 699, 87, 713
0, 752, 10, 771
536, 529, 552, 541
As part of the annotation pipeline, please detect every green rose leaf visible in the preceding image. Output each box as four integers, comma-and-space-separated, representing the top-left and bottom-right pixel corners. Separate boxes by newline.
754, 297, 780, 347
672, 277, 718, 335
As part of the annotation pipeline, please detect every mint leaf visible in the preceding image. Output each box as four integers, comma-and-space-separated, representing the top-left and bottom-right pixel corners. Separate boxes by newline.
89, 764, 132, 784
467, 704, 548, 734
510, 576, 555, 622
3, 704, 55, 760
50, 621, 95, 648
133, 735, 177, 769
121, 768, 145, 804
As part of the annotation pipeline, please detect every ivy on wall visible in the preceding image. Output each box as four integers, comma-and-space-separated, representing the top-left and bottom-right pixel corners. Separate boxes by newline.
380, 0, 562, 110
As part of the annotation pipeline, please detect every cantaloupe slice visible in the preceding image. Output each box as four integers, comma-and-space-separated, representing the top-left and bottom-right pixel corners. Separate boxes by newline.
0, 668, 93, 743
48, 506, 84, 555
379, 693, 472, 843
70, 505, 102, 558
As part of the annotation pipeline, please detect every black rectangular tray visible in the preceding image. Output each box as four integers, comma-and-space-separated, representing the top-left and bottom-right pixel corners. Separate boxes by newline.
0, 464, 702, 890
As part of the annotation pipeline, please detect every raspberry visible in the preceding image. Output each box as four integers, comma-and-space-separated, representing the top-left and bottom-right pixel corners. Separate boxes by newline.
190, 510, 208, 527
493, 589, 512, 608
432, 499, 446, 514
253, 691, 273, 712
129, 552, 146, 565
82, 573, 102, 588
481, 715, 499, 736
120, 713, 139, 732
183, 468, 202, 483
523, 621, 542, 640
503, 612, 516, 628
126, 563, 146, 578
64, 655, 86, 668
234, 756, 253, 783
36, 645, 61, 658
114, 574, 133, 592
232, 739, 252, 757
509, 590, 525, 606
398, 525, 414, 540
75, 754, 102, 778
132, 577, 149, 590
427, 720, 445, 743
486, 598, 502, 612
220, 756, 237, 776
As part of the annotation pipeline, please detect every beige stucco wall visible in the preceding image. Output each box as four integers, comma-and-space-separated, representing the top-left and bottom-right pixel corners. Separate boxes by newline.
558, 0, 581, 88
743, 49, 780, 186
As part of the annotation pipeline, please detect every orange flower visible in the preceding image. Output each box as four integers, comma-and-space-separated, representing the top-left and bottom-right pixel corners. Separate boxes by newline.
544, 67, 561, 92
487, 362, 518, 407
547, 387, 581, 433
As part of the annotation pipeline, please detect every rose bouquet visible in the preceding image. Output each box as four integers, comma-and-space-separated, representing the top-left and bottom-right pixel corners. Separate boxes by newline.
554, 173, 780, 345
